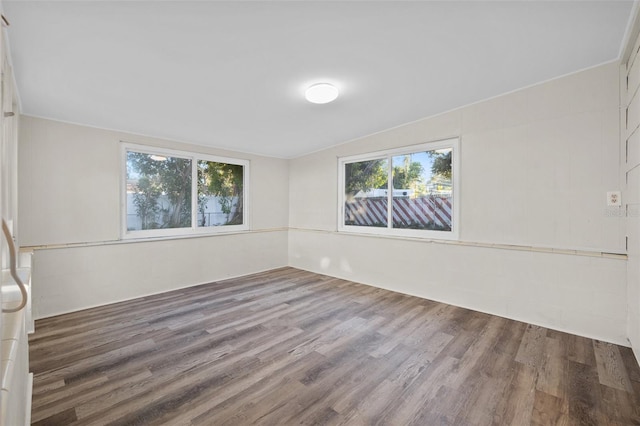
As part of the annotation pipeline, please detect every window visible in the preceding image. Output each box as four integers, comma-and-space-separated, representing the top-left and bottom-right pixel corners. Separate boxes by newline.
123, 143, 248, 238
339, 138, 459, 239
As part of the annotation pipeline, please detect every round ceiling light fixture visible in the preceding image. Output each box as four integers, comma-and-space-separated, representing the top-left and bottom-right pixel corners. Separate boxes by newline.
305, 83, 339, 104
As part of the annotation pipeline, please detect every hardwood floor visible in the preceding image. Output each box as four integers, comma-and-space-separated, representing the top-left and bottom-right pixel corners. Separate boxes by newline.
29, 267, 640, 425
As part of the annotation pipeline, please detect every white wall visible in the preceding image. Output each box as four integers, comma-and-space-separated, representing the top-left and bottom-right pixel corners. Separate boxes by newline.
624, 29, 640, 361
18, 116, 290, 318
32, 231, 287, 318
19, 116, 289, 246
289, 62, 629, 345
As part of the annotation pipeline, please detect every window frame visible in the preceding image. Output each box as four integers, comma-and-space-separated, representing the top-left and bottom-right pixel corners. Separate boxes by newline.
337, 137, 460, 240
121, 142, 250, 239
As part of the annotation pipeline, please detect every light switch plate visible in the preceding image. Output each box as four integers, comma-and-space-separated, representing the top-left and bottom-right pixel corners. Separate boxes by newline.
607, 191, 621, 207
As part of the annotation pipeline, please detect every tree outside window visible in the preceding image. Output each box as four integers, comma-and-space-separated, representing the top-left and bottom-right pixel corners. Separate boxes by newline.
124, 145, 248, 237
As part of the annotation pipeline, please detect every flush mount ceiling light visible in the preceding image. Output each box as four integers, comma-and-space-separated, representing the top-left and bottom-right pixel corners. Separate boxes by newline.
305, 83, 339, 104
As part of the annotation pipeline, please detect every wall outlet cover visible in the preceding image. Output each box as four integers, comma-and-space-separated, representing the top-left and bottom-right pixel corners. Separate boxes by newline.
607, 191, 622, 207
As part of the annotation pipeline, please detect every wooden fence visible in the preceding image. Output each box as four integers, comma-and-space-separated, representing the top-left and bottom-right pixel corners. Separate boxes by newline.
345, 195, 452, 230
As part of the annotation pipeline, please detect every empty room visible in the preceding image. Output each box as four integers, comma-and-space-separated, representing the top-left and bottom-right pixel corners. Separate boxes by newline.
1, 0, 640, 425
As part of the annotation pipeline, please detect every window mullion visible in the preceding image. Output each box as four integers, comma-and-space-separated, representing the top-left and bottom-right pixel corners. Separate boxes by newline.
191, 157, 198, 230
387, 155, 393, 229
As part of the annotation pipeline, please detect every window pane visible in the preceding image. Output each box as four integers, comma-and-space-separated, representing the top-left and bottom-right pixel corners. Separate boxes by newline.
344, 159, 389, 228
392, 149, 452, 231
197, 160, 244, 227
126, 151, 192, 231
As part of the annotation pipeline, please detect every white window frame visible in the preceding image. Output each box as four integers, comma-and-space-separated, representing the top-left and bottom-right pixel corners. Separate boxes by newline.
338, 137, 460, 240
121, 143, 250, 239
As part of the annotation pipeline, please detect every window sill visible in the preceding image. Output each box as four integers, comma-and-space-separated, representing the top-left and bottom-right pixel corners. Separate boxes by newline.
338, 225, 459, 241
121, 224, 250, 241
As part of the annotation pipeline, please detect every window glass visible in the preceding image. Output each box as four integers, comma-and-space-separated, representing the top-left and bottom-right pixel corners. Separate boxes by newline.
344, 159, 389, 228
391, 148, 452, 231
126, 152, 192, 231
197, 160, 244, 227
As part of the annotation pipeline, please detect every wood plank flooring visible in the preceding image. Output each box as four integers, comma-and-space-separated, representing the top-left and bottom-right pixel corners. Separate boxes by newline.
29, 267, 640, 425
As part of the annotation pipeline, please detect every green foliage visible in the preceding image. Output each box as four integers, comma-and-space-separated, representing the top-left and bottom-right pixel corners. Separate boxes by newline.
344, 159, 387, 196
198, 161, 244, 225
392, 156, 424, 189
393, 219, 451, 231
132, 176, 160, 229
127, 152, 192, 229
345, 156, 428, 197
430, 150, 452, 179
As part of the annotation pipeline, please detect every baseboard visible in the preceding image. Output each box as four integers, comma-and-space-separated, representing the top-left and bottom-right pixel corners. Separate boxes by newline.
633, 343, 640, 369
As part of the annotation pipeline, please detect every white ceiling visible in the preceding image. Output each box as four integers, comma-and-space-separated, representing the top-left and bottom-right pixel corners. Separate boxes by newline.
3, 1, 635, 158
